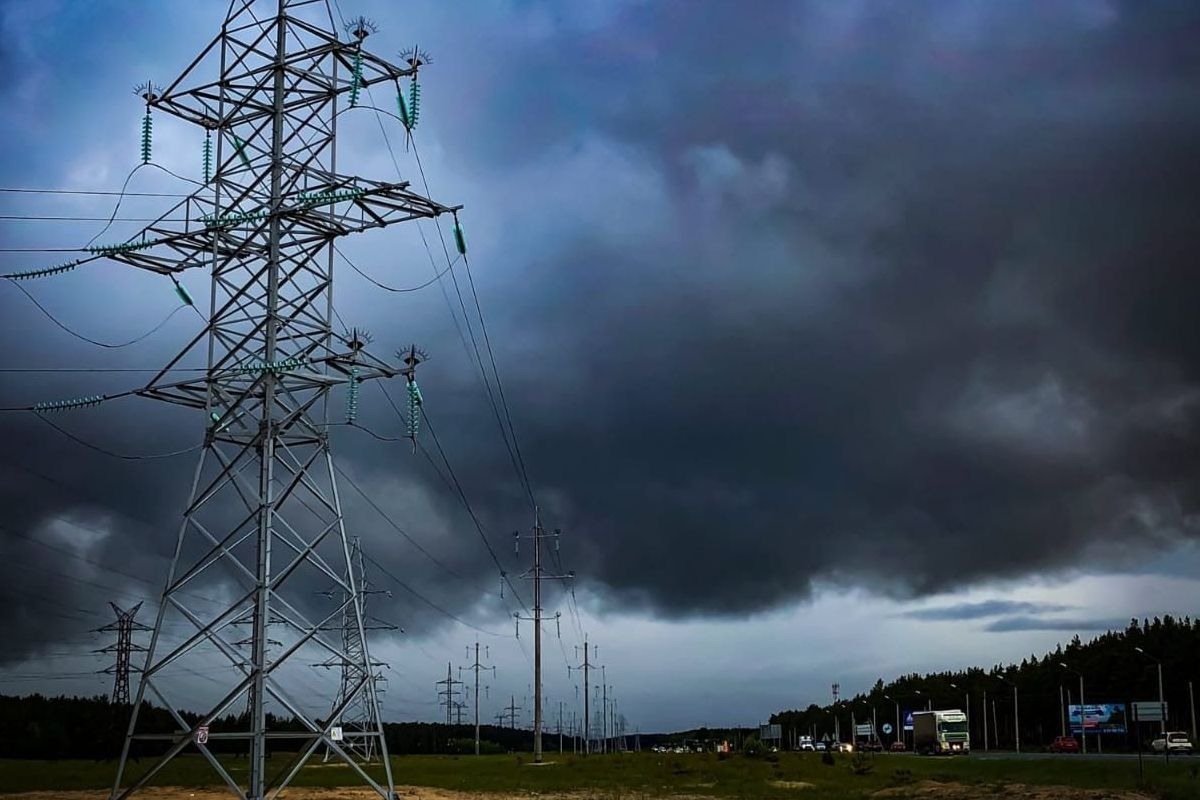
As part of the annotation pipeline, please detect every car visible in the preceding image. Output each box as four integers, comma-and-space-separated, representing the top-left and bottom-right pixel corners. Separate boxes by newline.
890, 741, 907, 752
1151, 732, 1194, 754
833, 742, 854, 753
1049, 735, 1080, 753
813, 741, 827, 751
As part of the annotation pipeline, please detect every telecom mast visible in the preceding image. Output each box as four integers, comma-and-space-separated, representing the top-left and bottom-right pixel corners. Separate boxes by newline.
103, 3, 459, 798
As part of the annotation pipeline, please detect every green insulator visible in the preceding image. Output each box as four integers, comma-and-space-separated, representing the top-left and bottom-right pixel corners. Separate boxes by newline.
140, 110, 153, 164
405, 379, 422, 437
173, 280, 194, 307
3, 260, 82, 280
349, 52, 363, 107
408, 80, 421, 129
34, 394, 104, 413
453, 220, 467, 255
202, 131, 213, 183
397, 89, 411, 129
345, 367, 360, 423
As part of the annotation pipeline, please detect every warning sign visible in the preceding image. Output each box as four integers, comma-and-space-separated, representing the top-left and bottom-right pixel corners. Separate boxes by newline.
330, 726, 344, 742
195, 725, 209, 745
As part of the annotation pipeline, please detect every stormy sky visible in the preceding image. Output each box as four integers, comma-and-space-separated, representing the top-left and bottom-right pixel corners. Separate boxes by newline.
0, 0, 1198, 732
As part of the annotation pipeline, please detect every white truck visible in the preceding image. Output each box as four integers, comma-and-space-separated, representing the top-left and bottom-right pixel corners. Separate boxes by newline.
912, 710, 970, 755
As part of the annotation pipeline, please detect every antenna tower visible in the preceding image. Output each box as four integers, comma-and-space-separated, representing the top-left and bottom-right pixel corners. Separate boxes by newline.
100, 2, 458, 798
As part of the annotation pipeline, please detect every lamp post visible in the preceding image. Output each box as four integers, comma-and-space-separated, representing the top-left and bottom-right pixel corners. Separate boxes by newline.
1060, 663, 1086, 754
883, 694, 900, 747
1134, 647, 1166, 736
950, 682, 969, 734
996, 674, 1020, 753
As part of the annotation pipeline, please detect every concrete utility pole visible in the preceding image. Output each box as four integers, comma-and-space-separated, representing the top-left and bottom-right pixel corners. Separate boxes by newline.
514, 510, 571, 764
602, 669, 609, 753
570, 637, 596, 754
96, 603, 150, 705
558, 701, 564, 753
1190, 681, 1197, 742
436, 662, 464, 725
465, 642, 496, 755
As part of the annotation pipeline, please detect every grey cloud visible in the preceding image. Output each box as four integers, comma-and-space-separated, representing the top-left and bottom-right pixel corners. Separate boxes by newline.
2, 0, 1200, 669
902, 600, 1073, 622
983, 616, 1130, 633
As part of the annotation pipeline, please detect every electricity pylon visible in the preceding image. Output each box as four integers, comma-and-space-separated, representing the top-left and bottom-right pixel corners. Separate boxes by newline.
316, 536, 395, 763
569, 637, 596, 755
464, 641, 496, 755
495, 695, 522, 729
513, 509, 572, 762
96, 603, 151, 705
108, 2, 458, 798
436, 662, 464, 725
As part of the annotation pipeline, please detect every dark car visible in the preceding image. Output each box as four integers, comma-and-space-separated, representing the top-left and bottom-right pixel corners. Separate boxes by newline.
1049, 735, 1080, 753
890, 741, 907, 752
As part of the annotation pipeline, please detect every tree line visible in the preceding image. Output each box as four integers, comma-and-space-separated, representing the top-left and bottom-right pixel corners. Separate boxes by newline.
770, 616, 1200, 751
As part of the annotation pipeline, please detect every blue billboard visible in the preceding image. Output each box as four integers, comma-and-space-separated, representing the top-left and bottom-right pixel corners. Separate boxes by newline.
1068, 703, 1126, 734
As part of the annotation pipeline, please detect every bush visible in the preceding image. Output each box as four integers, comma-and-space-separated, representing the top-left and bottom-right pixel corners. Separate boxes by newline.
821, 750, 835, 766
849, 751, 874, 775
742, 736, 765, 757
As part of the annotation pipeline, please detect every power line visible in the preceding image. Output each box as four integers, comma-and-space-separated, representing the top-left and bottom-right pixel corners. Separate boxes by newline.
0, 188, 190, 197
7, 280, 192, 349
359, 551, 503, 637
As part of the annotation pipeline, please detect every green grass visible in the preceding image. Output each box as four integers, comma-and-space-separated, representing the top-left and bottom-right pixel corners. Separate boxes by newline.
1, 752, 1198, 799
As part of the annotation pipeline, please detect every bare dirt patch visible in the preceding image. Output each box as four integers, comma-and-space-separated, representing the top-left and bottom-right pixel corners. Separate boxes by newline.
769, 781, 815, 790
871, 780, 1155, 800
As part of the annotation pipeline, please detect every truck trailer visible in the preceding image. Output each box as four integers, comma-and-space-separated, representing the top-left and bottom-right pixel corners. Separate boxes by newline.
912, 710, 970, 755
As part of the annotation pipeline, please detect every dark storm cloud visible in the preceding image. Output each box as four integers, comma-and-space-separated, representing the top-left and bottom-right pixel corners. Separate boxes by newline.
2, 0, 1200, 667
984, 616, 1129, 633
901, 600, 1072, 622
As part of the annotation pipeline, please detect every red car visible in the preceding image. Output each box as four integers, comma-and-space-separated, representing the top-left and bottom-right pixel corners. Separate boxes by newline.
890, 741, 907, 752
1050, 735, 1080, 753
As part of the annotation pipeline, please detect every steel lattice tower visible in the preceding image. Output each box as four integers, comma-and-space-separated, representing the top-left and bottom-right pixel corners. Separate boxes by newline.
319, 536, 390, 763
108, 1, 457, 798
97, 603, 151, 706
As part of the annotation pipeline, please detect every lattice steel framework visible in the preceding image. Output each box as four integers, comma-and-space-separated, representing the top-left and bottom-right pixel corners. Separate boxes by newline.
97, 602, 151, 706
109, 1, 457, 798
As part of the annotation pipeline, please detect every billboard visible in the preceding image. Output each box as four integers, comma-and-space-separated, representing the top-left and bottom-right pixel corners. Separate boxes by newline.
1068, 703, 1127, 734
759, 724, 781, 741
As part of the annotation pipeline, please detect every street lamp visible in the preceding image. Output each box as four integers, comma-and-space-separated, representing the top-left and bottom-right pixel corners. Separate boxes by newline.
996, 674, 1020, 754
950, 682, 970, 743
1060, 663, 1086, 754
883, 694, 900, 747
1134, 647, 1167, 736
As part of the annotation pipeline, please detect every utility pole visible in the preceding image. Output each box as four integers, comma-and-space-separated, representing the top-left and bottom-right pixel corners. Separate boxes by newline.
558, 701, 564, 753
437, 662, 464, 725
570, 637, 596, 755
465, 642, 495, 756
832, 683, 840, 743
96, 603, 150, 705
1190, 681, 1197, 742
601, 669, 608, 753
514, 511, 571, 764
102, 4, 457, 798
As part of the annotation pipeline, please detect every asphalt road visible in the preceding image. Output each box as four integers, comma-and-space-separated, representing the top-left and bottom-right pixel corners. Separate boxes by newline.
971, 751, 1195, 761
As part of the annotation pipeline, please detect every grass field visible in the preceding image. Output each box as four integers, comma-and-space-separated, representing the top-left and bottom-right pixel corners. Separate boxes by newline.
1, 752, 1198, 799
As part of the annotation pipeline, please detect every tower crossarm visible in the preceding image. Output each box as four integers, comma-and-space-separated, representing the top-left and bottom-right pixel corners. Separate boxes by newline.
150, 18, 415, 131
94, 178, 458, 277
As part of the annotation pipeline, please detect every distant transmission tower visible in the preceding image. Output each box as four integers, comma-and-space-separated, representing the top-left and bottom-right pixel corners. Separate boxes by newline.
465, 641, 496, 755
101, 3, 459, 799
96, 603, 151, 705
317, 536, 395, 763
513, 509, 572, 763
495, 695, 523, 730
569, 636, 596, 755
436, 662, 464, 725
